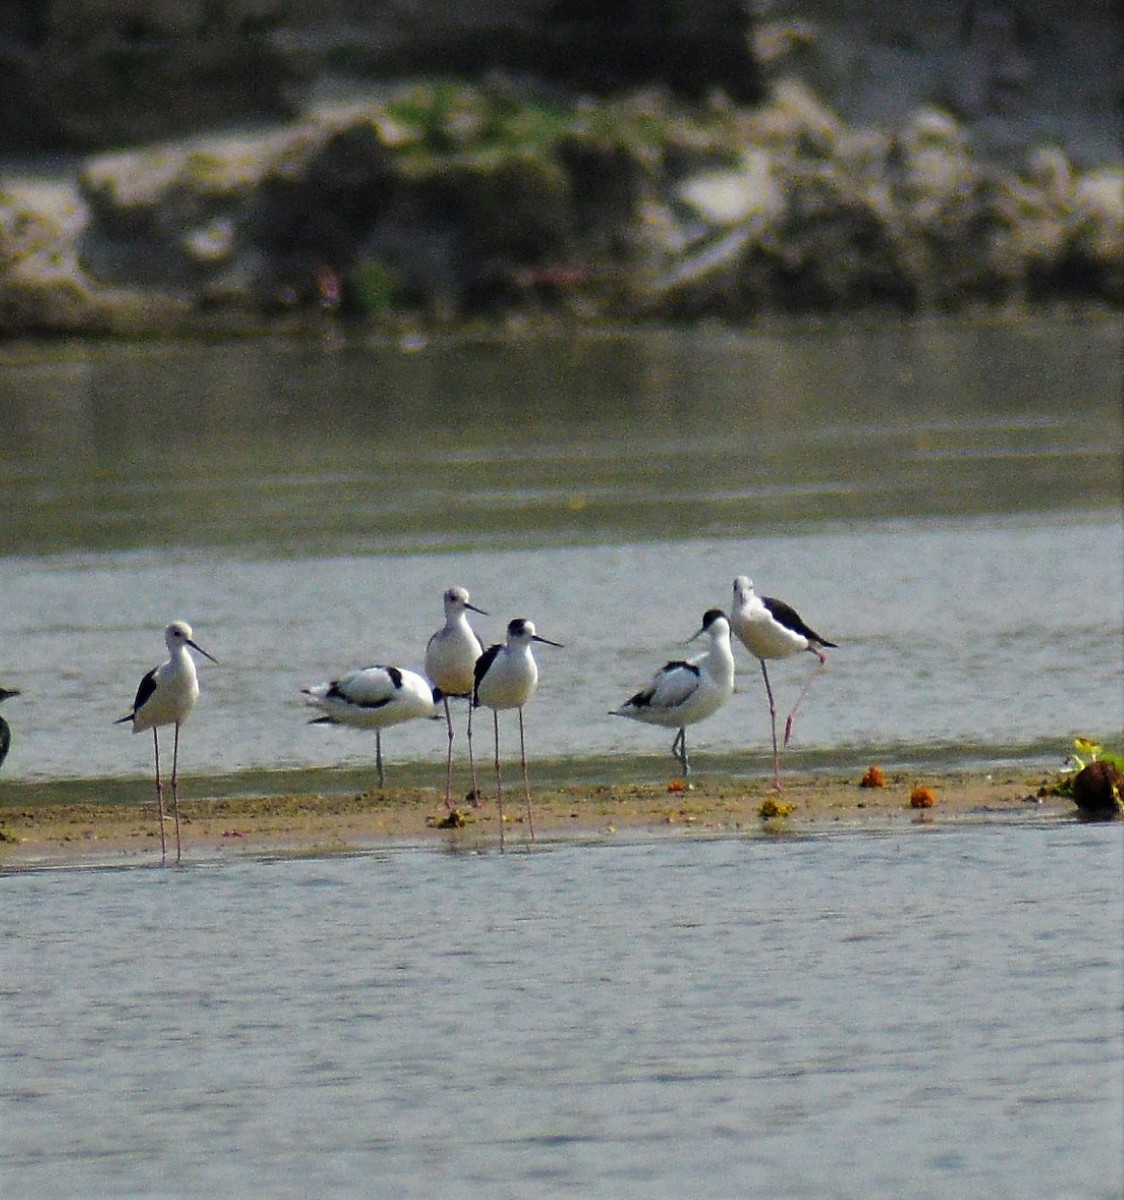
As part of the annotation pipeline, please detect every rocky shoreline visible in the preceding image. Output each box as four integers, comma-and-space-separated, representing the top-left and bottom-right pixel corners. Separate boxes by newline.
1, 72, 1120, 338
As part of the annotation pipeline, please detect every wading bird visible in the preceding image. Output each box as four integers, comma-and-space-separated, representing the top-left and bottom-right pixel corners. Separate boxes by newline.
473, 618, 562, 850
425, 586, 486, 809
117, 621, 217, 865
303, 663, 440, 789
730, 576, 837, 790
611, 609, 735, 779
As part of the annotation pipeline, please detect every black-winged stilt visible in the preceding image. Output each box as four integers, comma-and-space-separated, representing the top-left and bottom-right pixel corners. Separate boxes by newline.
473, 618, 562, 850
425, 586, 486, 809
116, 621, 217, 865
730, 576, 837, 790
611, 609, 735, 779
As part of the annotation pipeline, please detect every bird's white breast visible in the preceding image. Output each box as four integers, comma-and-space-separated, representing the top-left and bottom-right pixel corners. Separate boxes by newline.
134, 654, 200, 731
732, 608, 806, 660
477, 649, 538, 711
426, 621, 482, 696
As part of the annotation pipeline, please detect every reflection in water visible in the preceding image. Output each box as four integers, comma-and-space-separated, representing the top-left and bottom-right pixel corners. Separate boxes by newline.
1, 316, 1120, 555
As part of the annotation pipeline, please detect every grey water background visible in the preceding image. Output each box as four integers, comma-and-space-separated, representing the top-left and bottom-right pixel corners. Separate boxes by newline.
1, 316, 1123, 1198
0, 316, 1121, 792
2, 824, 1122, 1199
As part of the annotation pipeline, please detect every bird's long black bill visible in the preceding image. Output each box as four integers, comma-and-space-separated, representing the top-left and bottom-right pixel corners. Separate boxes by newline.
187, 640, 219, 663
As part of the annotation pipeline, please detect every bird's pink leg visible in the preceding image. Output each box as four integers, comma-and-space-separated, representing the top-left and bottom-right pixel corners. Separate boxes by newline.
153, 728, 167, 865
760, 660, 782, 791
784, 653, 827, 747
493, 711, 505, 852
519, 707, 535, 843
442, 697, 455, 810
170, 722, 183, 865
467, 702, 480, 806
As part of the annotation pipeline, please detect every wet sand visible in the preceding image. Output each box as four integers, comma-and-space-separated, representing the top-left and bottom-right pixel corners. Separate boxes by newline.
0, 767, 1076, 868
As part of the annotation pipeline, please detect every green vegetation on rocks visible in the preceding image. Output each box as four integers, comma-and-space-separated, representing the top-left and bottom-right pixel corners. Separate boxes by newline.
2, 79, 1121, 335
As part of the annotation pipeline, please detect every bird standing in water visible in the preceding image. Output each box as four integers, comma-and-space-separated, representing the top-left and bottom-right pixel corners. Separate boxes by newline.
730, 576, 836, 790
117, 621, 217, 865
473, 618, 562, 850
425, 586, 487, 809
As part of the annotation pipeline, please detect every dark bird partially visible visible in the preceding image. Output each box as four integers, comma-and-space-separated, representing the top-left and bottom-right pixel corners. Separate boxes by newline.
0, 686, 20, 772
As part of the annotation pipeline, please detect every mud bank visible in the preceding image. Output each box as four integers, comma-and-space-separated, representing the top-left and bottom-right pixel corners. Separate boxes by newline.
0, 768, 1091, 869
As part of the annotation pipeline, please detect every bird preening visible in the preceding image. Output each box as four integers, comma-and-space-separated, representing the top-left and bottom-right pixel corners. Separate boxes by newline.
117, 621, 218, 865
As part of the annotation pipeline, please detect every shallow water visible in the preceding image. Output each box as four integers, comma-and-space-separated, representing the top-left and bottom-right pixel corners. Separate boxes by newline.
2, 822, 1122, 1198
1, 317, 1121, 790
2, 318, 1122, 1198
1, 515, 1121, 791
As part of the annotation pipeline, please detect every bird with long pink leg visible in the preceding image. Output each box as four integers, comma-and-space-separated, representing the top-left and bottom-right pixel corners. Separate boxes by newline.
473, 618, 562, 851
730, 576, 837, 791
117, 620, 218, 865
425, 586, 487, 809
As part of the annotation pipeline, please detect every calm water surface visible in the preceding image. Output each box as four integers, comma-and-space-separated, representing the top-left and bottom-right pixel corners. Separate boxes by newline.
0, 317, 1121, 790
2, 823, 1122, 1198
2, 319, 1122, 1198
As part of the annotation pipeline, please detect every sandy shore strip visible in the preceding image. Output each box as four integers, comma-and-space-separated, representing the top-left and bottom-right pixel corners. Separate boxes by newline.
0, 767, 1085, 868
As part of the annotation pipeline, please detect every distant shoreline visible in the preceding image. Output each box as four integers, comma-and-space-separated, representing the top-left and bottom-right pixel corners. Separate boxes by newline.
0, 768, 1092, 869
3, 68, 1121, 337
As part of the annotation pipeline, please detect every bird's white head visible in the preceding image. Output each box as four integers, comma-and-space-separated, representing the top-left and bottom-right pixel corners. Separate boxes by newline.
165, 620, 218, 663
733, 576, 756, 605
445, 586, 487, 617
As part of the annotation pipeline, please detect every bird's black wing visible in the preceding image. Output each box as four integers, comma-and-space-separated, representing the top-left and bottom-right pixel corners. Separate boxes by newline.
117, 667, 158, 724
0, 719, 10, 768
472, 644, 502, 706
762, 596, 837, 648
325, 673, 394, 710
626, 660, 698, 708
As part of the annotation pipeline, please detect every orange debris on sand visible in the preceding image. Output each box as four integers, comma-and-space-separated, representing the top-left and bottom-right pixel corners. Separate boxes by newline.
860, 765, 886, 788
910, 786, 937, 809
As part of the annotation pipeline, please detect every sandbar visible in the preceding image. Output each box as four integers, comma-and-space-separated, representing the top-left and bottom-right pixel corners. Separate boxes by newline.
0, 767, 1081, 869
